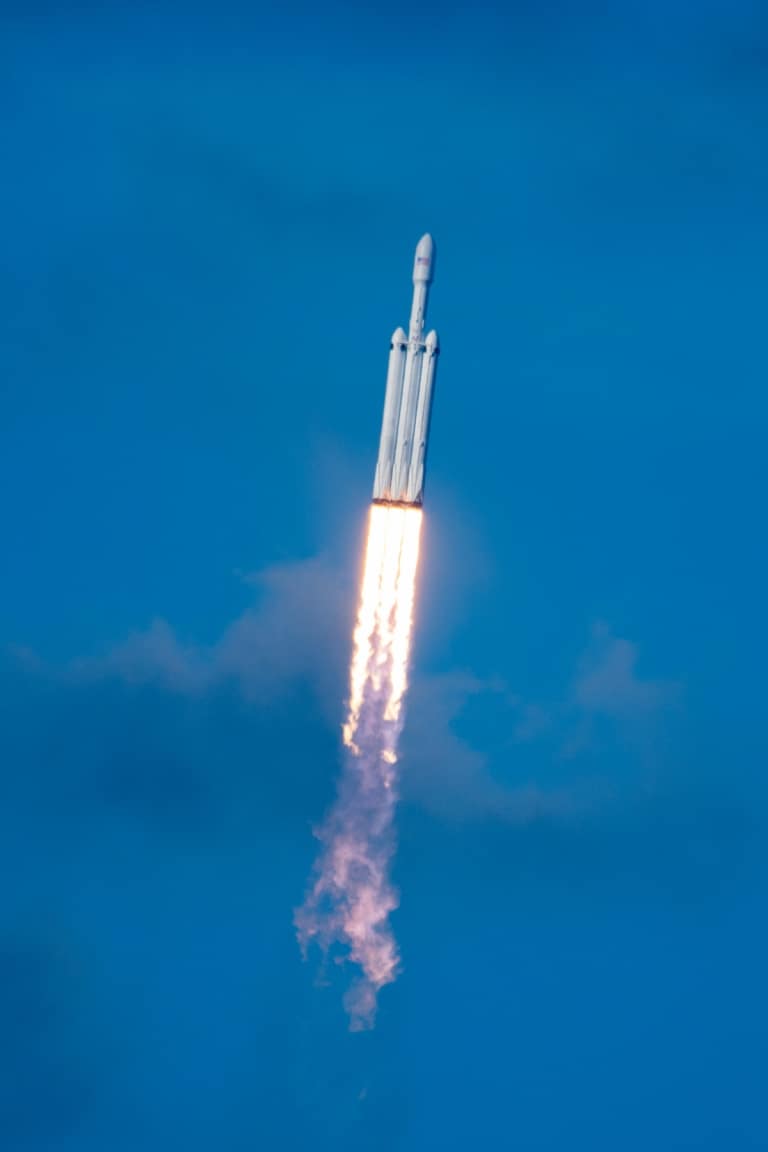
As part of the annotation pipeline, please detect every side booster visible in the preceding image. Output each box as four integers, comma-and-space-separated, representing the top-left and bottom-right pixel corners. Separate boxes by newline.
372, 234, 439, 507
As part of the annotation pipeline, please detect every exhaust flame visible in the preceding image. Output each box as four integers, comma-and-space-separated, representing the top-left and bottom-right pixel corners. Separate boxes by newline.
296, 504, 423, 1029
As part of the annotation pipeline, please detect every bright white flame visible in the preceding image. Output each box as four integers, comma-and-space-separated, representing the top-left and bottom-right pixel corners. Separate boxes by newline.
296, 503, 423, 1029
385, 509, 421, 724
342, 507, 389, 750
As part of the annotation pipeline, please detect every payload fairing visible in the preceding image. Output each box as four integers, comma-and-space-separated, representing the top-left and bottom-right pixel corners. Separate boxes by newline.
372, 234, 439, 507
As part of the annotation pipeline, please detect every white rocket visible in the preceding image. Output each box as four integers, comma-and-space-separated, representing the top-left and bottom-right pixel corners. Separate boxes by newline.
372, 234, 439, 506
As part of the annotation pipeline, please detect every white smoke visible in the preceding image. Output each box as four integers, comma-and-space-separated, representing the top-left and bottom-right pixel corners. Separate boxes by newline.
296, 505, 422, 1029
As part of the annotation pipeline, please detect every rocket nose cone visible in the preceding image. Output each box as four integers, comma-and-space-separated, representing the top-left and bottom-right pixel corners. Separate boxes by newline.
416, 233, 433, 259
413, 233, 435, 282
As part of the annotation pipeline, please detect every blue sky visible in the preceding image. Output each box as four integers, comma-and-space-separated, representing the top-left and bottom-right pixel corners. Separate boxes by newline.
1, 2, 766, 1148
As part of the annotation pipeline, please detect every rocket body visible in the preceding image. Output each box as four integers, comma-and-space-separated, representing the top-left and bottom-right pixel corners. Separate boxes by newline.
372, 234, 439, 506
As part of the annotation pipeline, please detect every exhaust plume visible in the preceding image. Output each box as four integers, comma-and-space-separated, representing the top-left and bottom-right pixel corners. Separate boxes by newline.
296, 504, 422, 1029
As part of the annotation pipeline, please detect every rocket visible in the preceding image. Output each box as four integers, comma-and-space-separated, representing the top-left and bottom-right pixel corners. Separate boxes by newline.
372, 234, 439, 507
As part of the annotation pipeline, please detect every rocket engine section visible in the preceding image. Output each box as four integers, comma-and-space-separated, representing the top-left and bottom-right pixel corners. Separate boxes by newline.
372, 235, 440, 507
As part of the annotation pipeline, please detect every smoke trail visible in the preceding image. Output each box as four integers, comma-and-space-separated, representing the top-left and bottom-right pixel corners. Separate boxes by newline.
296, 504, 422, 1029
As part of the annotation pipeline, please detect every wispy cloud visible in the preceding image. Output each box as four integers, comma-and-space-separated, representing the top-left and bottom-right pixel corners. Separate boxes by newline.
401, 673, 585, 823
20, 563, 679, 827
68, 556, 351, 721
402, 623, 680, 818
572, 622, 679, 716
